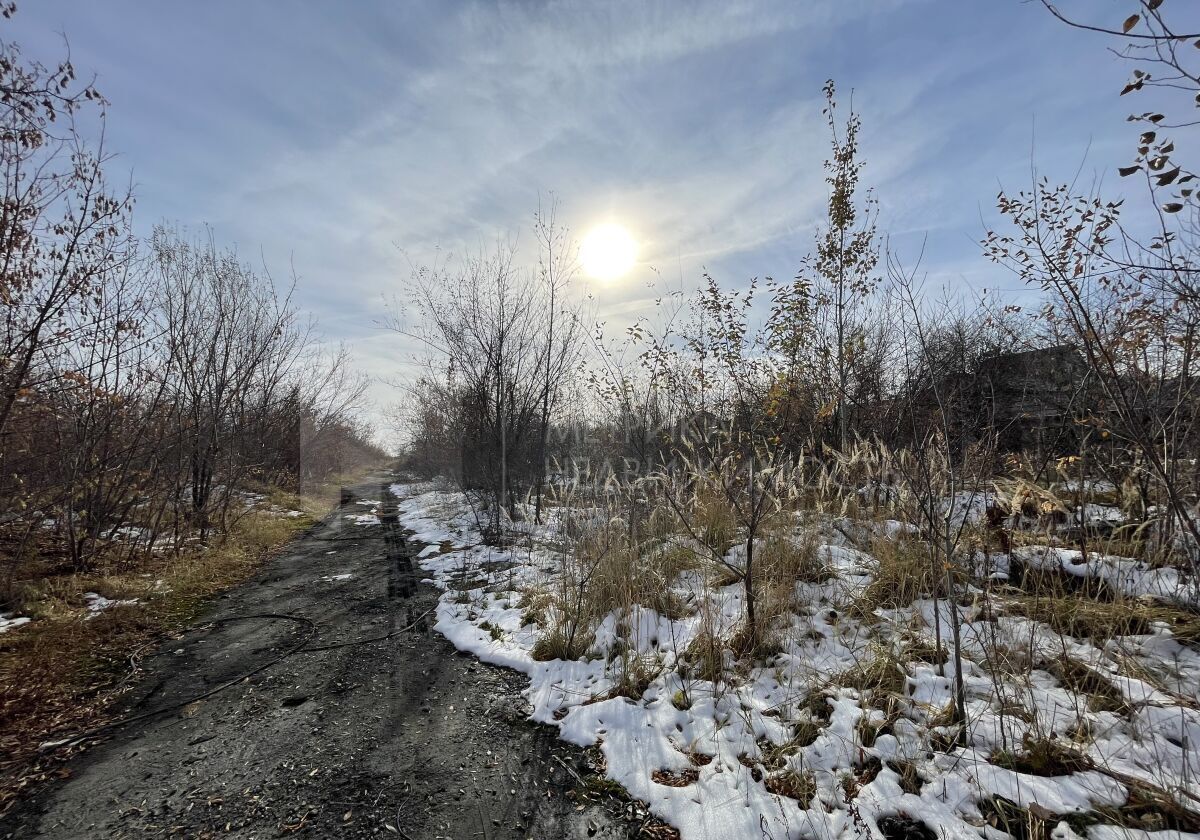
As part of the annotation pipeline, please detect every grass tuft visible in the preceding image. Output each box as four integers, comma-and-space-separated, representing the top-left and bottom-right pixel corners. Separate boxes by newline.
531, 626, 594, 662
989, 735, 1093, 777
682, 629, 727, 684
756, 528, 830, 620
1006, 593, 1200, 643
764, 769, 817, 803
1041, 655, 1126, 713
852, 537, 949, 618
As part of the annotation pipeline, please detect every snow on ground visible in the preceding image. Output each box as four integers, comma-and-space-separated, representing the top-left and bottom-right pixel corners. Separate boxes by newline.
345, 511, 380, 525
1058, 480, 1118, 494
1004, 545, 1199, 606
390, 482, 1200, 840
944, 490, 995, 528
1072, 504, 1126, 527
0, 613, 30, 634
82, 591, 138, 618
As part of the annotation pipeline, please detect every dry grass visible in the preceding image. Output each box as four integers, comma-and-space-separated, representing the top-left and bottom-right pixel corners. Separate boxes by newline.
693, 488, 738, 556
533, 515, 698, 663
644, 506, 681, 543
887, 760, 924, 795
755, 527, 829, 621
530, 625, 595, 662
609, 650, 662, 700
764, 769, 818, 803
1041, 655, 1127, 713
246, 470, 363, 521
574, 527, 693, 622
1004, 593, 1200, 643
830, 648, 908, 700
851, 537, 944, 618
979, 795, 1058, 840
989, 734, 1094, 777
651, 767, 699, 787
857, 701, 904, 748
517, 587, 554, 627
758, 722, 822, 772
682, 627, 727, 684
652, 539, 703, 582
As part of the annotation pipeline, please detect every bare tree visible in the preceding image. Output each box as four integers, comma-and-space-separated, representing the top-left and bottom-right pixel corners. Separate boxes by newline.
798, 80, 881, 451
532, 200, 582, 523
635, 277, 803, 651
152, 227, 314, 540
0, 19, 132, 445
391, 236, 583, 538
889, 253, 1002, 733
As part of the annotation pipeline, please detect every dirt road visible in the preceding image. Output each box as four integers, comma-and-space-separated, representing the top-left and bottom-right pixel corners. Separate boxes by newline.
1, 475, 634, 839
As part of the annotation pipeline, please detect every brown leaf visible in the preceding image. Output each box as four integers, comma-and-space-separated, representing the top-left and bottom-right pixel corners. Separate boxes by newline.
1162, 202, 1185, 213
1123, 13, 1139, 32
1157, 167, 1181, 186
1119, 165, 1141, 177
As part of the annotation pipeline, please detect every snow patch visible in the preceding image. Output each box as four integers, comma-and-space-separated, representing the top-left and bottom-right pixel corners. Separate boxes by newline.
0, 613, 31, 634
82, 591, 138, 618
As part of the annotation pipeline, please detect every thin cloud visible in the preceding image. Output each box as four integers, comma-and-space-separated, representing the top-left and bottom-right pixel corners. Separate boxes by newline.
5, 0, 1149, 439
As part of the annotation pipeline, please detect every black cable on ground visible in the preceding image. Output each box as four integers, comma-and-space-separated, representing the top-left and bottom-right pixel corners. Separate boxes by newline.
42, 613, 316, 749
307, 520, 402, 542
42, 606, 434, 750
307, 534, 383, 542
293, 606, 434, 653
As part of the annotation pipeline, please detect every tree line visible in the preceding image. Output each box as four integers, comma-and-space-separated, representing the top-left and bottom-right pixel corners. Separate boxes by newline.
0, 10, 384, 598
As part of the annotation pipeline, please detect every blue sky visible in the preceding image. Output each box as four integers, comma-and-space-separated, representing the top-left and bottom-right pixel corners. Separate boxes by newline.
7, 1, 1166, 433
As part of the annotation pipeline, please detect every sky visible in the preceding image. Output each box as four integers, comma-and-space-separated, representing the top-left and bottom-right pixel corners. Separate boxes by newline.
6, 1, 1171, 443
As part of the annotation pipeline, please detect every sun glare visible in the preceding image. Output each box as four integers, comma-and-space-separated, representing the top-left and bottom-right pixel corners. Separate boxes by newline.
580, 223, 636, 281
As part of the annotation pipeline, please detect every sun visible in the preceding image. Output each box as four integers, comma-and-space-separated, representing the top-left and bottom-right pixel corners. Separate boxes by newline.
580, 223, 637, 281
